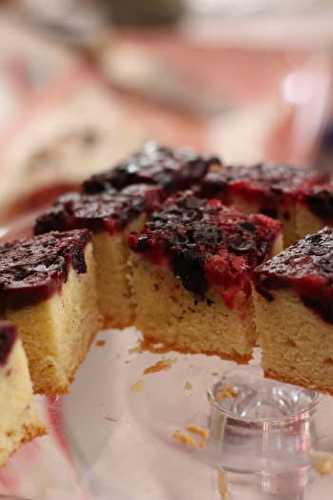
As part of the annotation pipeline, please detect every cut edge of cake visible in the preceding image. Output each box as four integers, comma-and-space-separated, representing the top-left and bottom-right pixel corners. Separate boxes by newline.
254, 227, 333, 395
0, 231, 101, 395
0, 321, 46, 467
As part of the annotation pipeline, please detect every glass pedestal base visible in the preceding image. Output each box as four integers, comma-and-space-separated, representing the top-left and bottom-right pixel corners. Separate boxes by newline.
207, 365, 319, 498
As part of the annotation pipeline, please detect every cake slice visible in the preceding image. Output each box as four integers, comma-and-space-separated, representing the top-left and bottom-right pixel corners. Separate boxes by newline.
128, 193, 282, 362
0, 321, 45, 466
295, 184, 333, 239
198, 163, 323, 246
0, 230, 100, 394
35, 185, 162, 328
83, 141, 221, 194
254, 227, 333, 394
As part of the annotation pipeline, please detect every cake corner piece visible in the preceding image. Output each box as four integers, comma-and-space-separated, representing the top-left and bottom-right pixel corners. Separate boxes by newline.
0, 230, 101, 395
254, 227, 333, 395
128, 192, 282, 363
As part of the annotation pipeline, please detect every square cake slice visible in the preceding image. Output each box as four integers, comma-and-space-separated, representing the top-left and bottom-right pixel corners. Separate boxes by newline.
128, 193, 282, 362
35, 185, 162, 328
0, 321, 45, 466
295, 184, 333, 239
254, 227, 333, 394
198, 163, 323, 246
0, 230, 100, 394
83, 141, 221, 194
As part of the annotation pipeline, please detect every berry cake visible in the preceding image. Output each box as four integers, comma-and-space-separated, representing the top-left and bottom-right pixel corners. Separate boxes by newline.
83, 141, 221, 194
128, 193, 282, 362
198, 163, 324, 246
0, 321, 45, 466
296, 184, 333, 239
254, 227, 333, 394
0, 230, 100, 394
35, 185, 162, 328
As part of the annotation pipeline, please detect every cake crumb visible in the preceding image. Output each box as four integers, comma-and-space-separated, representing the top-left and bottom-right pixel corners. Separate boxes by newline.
131, 380, 144, 393
217, 470, 230, 499
311, 451, 333, 475
95, 340, 106, 347
140, 338, 170, 354
143, 358, 176, 375
184, 381, 192, 391
187, 425, 209, 448
128, 344, 142, 354
172, 430, 198, 448
216, 385, 238, 400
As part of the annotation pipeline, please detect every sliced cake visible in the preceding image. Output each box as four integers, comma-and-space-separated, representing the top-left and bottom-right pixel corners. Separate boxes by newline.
198, 163, 324, 246
254, 227, 333, 394
0, 230, 100, 394
0, 321, 45, 466
35, 185, 162, 328
128, 193, 282, 362
83, 141, 221, 194
296, 184, 333, 239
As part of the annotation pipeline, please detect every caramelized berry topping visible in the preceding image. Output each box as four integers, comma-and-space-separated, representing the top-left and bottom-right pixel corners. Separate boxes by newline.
129, 193, 281, 305
0, 230, 91, 310
83, 142, 221, 194
255, 227, 333, 323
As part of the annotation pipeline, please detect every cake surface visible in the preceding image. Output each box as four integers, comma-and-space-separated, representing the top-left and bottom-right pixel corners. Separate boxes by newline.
254, 227, 333, 394
0, 321, 45, 466
0, 230, 90, 310
35, 186, 161, 328
35, 185, 162, 236
199, 163, 316, 214
129, 193, 282, 303
0, 231, 100, 394
254, 227, 333, 323
83, 141, 221, 194
129, 193, 282, 361
198, 163, 322, 245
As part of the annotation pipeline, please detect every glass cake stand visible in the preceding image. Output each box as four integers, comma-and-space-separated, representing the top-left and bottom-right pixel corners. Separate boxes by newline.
0, 327, 331, 500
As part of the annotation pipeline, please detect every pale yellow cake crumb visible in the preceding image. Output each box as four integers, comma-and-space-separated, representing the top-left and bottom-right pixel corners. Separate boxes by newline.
95, 340, 106, 347
172, 425, 209, 449
143, 358, 177, 375
311, 452, 333, 475
217, 470, 230, 500
130, 380, 144, 393
128, 344, 143, 354
187, 425, 209, 448
172, 430, 198, 449
184, 381, 192, 391
216, 385, 238, 401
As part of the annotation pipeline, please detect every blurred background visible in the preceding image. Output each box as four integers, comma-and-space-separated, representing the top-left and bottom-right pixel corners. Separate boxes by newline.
0, 0, 333, 226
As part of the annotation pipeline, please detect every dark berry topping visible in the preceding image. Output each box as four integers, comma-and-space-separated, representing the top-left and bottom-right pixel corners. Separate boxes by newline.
0, 322, 17, 366
129, 193, 281, 305
83, 142, 221, 194
0, 230, 91, 311
198, 164, 322, 215
254, 227, 333, 324
304, 185, 333, 221
35, 185, 163, 236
